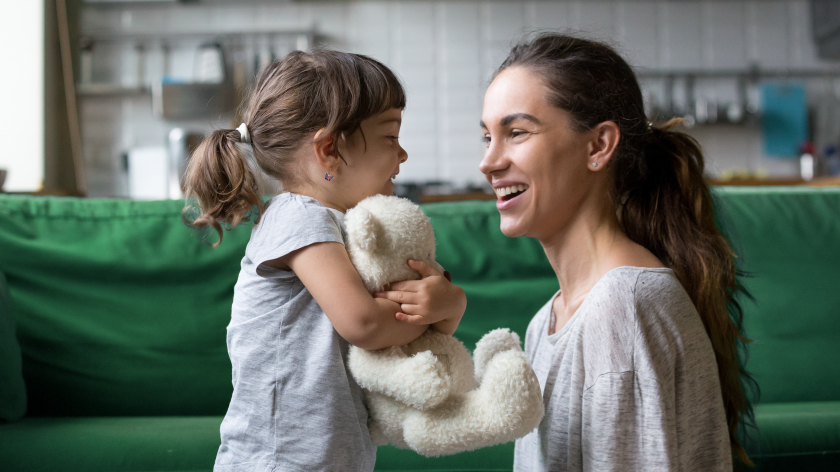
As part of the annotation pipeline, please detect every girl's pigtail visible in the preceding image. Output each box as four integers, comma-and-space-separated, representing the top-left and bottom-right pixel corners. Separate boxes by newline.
182, 128, 263, 247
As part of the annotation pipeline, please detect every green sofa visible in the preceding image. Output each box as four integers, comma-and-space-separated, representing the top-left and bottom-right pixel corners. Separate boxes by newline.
0, 187, 838, 471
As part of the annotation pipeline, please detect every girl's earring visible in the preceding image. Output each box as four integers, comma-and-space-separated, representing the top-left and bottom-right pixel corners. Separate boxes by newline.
325, 171, 334, 181
592, 162, 598, 168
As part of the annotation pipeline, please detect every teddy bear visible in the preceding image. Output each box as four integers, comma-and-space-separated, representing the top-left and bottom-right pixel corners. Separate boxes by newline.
344, 194, 544, 457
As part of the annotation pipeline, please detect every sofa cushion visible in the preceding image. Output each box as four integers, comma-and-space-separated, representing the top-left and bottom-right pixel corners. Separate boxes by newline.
0, 403, 833, 471
0, 416, 222, 472
0, 270, 26, 421
0, 416, 514, 472
749, 401, 840, 471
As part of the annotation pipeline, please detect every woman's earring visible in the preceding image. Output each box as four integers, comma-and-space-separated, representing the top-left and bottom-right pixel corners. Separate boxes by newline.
592, 162, 598, 168
325, 171, 334, 181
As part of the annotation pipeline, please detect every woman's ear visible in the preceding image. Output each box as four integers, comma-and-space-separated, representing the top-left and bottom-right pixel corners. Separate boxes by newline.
312, 129, 340, 173
588, 121, 620, 171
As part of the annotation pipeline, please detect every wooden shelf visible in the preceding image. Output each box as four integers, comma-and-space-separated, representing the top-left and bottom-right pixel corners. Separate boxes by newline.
417, 177, 840, 204
77, 83, 150, 97
710, 176, 840, 187
420, 192, 496, 203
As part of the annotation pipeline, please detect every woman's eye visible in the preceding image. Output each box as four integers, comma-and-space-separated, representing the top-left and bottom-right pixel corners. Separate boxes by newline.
481, 135, 491, 144
511, 130, 527, 138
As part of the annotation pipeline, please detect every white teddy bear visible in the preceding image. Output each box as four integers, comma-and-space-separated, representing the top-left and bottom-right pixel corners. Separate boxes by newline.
344, 195, 544, 457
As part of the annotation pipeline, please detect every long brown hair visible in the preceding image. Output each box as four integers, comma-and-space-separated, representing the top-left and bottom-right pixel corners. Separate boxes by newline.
183, 49, 406, 245
497, 33, 756, 466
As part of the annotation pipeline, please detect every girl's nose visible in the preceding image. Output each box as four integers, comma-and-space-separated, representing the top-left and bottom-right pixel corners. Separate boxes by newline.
398, 145, 408, 163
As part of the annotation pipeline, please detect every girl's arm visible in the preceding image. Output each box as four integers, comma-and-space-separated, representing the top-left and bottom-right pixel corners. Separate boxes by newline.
268, 241, 428, 351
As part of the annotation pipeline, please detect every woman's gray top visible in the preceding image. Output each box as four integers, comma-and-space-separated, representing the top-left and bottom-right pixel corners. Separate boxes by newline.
215, 193, 375, 472
514, 267, 731, 471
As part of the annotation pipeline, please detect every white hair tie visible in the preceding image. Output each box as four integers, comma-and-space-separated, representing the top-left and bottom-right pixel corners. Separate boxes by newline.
236, 123, 251, 144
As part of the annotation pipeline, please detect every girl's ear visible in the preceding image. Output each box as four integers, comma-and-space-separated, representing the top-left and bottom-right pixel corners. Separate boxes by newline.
346, 206, 382, 253
312, 129, 340, 173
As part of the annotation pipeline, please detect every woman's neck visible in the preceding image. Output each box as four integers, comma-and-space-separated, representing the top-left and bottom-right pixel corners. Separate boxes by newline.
540, 195, 665, 333
541, 201, 625, 307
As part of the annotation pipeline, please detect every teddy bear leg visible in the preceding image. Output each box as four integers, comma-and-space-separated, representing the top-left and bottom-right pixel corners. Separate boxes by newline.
366, 391, 411, 450
403, 329, 477, 395
402, 349, 544, 457
349, 346, 452, 410
472, 328, 523, 384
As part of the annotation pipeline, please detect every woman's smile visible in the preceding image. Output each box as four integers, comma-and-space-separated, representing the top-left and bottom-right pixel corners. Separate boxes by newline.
493, 182, 530, 210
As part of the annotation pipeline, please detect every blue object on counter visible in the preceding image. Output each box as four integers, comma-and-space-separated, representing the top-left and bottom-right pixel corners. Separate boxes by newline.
760, 83, 808, 158
161, 75, 188, 85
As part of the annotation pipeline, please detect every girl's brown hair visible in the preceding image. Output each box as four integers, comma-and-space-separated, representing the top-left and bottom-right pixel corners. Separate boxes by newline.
497, 33, 757, 466
183, 49, 406, 245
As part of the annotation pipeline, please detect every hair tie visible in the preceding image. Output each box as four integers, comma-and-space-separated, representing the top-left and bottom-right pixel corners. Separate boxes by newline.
236, 123, 251, 144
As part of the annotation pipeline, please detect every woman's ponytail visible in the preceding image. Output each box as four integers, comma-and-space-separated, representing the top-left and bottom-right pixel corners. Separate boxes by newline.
498, 33, 757, 466
182, 127, 263, 247
619, 119, 757, 466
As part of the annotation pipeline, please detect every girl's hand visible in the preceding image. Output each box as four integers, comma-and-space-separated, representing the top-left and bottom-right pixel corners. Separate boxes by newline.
374, 260, 467, 335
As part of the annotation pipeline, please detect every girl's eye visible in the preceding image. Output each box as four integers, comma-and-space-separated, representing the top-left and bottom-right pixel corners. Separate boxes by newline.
387, 136, 399, 140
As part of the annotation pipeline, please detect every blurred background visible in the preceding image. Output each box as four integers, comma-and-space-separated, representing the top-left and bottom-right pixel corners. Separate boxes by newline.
2, 0, 840, 200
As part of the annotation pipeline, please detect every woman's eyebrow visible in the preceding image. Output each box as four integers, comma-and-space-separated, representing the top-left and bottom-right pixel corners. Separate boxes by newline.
500, 113, 541, 126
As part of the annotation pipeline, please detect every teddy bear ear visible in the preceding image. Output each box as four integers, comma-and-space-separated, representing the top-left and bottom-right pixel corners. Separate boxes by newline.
347, 206, 382, 253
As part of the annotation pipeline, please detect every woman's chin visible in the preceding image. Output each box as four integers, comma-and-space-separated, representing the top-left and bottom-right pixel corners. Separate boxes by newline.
499, 216, 529, 238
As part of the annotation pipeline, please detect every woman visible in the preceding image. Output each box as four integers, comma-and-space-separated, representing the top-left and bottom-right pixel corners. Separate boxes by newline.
479, 34, 754, 471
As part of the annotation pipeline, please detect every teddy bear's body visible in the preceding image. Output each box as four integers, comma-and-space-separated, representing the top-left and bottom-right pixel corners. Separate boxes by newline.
344, 195, 544, 457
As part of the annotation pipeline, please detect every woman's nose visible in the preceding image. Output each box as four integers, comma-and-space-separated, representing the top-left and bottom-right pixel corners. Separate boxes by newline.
479, 141, 506, 175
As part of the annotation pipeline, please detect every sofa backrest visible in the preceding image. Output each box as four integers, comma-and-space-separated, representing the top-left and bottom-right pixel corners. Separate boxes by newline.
712, 187, 840, 403
0, 197, 248, 416
0, 187, 838, 416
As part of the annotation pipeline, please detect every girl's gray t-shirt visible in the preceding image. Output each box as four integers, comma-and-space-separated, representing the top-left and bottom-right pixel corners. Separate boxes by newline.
215, 193, 376, 472
514, 267, 731, 471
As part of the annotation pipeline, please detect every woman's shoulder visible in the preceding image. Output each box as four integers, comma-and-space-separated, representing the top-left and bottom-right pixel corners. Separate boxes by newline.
575, 268, 683, 343
579, 267, 664, 322
588, 266, 686, 307
585, 267, 696, 327
629, 268, 699, 324
599, 267, 710, 360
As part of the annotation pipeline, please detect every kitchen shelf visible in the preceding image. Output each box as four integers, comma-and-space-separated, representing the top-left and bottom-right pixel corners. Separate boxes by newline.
81, 29, 316, 45
77, 83, 150, 96
635, 67, 840, 80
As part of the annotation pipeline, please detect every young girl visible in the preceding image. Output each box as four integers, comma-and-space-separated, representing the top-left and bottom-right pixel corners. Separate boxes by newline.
184, 50, 467, 472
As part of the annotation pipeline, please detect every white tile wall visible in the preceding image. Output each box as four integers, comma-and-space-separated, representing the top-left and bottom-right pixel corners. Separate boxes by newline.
79, 0, 837, 196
